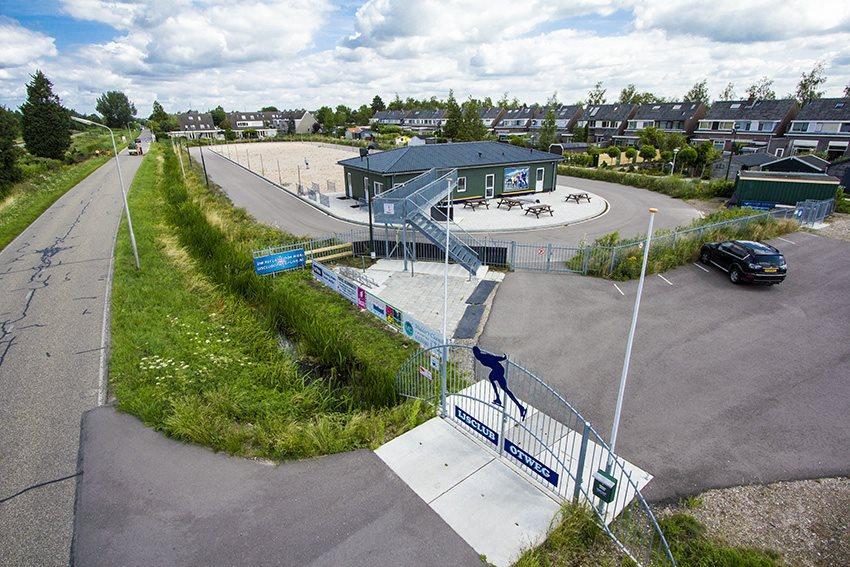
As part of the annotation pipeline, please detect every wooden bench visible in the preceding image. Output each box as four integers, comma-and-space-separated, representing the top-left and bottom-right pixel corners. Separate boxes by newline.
565, 192, 591, 203
524, 204, 554, 218
496, 197, 525, 211
306, 242, 353, 264
462, 198, 490, 211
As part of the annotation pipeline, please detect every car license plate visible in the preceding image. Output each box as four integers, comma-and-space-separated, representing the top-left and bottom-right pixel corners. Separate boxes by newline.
764, 268, 777, 273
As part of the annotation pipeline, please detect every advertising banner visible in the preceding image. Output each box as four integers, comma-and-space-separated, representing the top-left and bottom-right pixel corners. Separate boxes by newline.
504, 166, 530, 191
357, 287, 367, 309
311, 263, 338, 290
253, 248, 306, 275
384, 303, 403, 330
402, 313, 443, 351
365, 292, 387, 320
336, 274, 359, 304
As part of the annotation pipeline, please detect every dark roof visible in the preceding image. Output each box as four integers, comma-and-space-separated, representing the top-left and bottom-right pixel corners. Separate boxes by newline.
731, 153, 776, 167
633, 101, 702, 121
582, 103, 635, 122
795, 98, 850, 121
533, 105, 583, 120
501, 107, 535, 120
373, 110, 407, 121
337, 141, 562, 174
406, 109, 446, 120
177, 111, 216, 130
479, 107, 504, 119
737, 170, 839, 183
705, 99, 797, 121
762, 154, 829, 172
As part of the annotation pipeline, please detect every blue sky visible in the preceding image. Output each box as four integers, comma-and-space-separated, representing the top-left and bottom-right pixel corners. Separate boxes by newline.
1, 1, 849, 116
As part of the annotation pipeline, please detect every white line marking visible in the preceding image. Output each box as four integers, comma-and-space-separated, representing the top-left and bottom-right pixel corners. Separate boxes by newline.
692, 262, 710, 273
612, 283, 625, 296
657, 274, 674, 286
777, 237, 796, 245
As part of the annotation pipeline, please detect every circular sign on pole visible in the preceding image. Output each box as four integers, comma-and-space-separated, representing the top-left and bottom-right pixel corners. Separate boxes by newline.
537, 247, 546, 256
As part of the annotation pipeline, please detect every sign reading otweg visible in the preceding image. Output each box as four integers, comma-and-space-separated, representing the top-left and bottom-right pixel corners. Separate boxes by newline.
253, 248, 306, 275
504, 438, 560, 487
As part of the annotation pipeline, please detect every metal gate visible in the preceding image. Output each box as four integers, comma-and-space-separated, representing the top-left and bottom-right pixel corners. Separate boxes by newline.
795, 198, 835, 226
397, 344, 675, 567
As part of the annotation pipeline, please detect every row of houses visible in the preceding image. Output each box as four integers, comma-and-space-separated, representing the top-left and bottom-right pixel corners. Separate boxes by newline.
373, 98, 850, 160
170, 109, 317, 140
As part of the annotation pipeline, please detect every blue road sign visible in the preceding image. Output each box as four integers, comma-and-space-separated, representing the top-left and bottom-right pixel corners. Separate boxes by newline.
253, 249, 306, 275
455, 406, 498, 446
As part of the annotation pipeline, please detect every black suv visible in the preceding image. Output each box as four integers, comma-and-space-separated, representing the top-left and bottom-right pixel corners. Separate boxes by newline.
699, 240, 787, 284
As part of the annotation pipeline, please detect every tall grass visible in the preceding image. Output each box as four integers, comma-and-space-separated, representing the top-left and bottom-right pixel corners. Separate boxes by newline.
110, 145, 431, 459
558, 165, 735, 200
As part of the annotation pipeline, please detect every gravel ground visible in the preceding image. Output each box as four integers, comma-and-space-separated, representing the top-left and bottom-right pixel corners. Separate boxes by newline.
658, 477, 850, 566
815, 213, 850, 242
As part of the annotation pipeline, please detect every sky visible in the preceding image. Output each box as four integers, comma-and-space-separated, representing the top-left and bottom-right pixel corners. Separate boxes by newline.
1, 0, 849, 117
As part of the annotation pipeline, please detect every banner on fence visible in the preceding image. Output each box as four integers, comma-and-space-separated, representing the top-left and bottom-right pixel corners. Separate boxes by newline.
311, 261, 441, 351
253, 248, 306, 275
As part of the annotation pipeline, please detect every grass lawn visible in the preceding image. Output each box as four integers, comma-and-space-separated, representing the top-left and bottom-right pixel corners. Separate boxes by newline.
0, 128, 139, 252
110, 144, 430, 459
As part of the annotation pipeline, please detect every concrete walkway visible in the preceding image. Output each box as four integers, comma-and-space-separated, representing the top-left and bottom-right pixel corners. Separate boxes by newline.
72, 407, 482, 567
0, 139, 147, 566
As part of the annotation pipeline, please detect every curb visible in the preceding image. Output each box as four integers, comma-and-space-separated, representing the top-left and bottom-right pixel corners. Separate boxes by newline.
203, 148, 610, 234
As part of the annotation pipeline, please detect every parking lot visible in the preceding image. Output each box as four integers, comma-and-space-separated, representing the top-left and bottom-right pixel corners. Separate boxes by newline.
480, 232, 850, 501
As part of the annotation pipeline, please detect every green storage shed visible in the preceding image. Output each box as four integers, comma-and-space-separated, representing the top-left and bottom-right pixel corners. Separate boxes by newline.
337, 141, 563, 201
733, 171, 840, 207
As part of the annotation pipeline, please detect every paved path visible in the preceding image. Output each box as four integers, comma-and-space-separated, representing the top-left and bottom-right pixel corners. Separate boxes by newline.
73, 407, 481, 567
188, 147, 700, 244
480, 233, 850, 501
0, 139, 146, 566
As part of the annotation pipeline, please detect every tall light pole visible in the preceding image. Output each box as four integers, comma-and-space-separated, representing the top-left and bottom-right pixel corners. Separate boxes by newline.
72, 116, 140, 269
670, 147, 680, 175
607, 208, 657, 468
360, 147, 375, 258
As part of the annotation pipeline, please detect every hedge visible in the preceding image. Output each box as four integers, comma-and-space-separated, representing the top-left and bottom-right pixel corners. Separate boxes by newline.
558, 165, 734, 200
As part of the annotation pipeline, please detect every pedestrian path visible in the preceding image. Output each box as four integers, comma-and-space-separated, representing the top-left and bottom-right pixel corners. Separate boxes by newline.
376, 380, 653, 566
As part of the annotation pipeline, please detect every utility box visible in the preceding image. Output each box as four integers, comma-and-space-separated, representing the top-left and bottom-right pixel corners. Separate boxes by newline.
593, 469, 617, 504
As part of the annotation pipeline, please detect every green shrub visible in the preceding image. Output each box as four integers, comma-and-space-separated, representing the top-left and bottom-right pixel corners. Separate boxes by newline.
659, 514, 781, 566
557, 165, 735, 200
835, 187, 850, 213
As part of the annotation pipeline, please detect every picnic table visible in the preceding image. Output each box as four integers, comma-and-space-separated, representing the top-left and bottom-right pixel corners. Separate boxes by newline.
565, 192, 592, 203
462, 198, 490, 211
496, 197, 525, 211
524, 204, 554, 218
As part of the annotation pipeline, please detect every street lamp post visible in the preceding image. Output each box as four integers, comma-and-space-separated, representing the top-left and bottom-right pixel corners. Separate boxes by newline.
671, 147, 680, 175
725, 128, 738, 181
607, 208, 657, 469
360, 147, 375, 258
71, 116, 140, 269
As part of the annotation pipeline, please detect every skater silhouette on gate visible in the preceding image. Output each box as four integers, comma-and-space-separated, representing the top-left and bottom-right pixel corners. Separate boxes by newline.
472, 346, 527, 420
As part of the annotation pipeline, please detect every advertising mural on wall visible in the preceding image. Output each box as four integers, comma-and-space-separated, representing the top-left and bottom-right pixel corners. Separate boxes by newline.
503, 167, 529, 191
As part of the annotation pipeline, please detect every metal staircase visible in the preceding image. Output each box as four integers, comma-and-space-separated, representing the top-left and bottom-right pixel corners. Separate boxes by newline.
373, 169, 482, 276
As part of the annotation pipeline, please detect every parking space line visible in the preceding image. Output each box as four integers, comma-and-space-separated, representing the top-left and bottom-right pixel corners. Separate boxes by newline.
777, 236, 796, 245
657, 274, 674, 286
612, 283, 625, 296
692, 262, 710, 273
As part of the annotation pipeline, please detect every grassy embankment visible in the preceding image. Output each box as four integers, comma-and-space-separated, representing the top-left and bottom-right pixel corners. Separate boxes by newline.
109, 143, 429, 459
0, 128, 139, 251
514, 502, 781, 567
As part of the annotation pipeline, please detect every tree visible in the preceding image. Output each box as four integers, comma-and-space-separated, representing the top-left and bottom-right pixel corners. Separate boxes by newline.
795, 62, 827, 106
460, 99, 488, 141
371, 95, 385, 113
443, 90, 463, 139
387, 93, 403, 111
718, 82, 736, 101
21, 70, 70, 159
605, 146, 621, 165
587, 81, 606, 105
149, 100, 169, 123
0, 106, 22, 195
209, 105, 226, 127
746, 77, 776, 100
260, 106, 279, 112
675, 145, 698, 174
334, 105, 353, 126
353, 104, 372, 125
845, 83, 850, 97
220, 118, 236, 140
619, 84, 664, 104
95, 90, 136, 128
315, 106, 336, 132
537, 96, 558, 150
683, 80, 710, 105
624, 146, 637, 163
497, 91, 510, 108
639, 144, 656, 162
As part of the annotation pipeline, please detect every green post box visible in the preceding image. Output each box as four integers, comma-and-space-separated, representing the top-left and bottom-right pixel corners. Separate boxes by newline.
593, 469, 617, 504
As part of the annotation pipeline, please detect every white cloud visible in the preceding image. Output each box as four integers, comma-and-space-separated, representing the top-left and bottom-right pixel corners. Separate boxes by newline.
1, 1, 849, 115
0, 18, 57, 68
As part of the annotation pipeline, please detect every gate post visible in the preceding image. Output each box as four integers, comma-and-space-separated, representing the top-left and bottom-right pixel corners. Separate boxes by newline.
582, 245, 591, 274
440, 345, 448, 418
498, 356, 510, 457
509, 241, 516, 271
545, 243, 552, 272
572, 421, 591, 504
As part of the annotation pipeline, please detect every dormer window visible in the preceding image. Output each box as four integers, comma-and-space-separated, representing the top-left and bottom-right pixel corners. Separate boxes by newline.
672, 104, 681, 110
652, 105, 660, 110
836, 102, 846, 109
730, 103, 741, 109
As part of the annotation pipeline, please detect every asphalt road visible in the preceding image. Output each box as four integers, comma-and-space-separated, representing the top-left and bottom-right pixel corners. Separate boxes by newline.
0, 135, 148, 566
73, 407, 481, 567
188, 146, 700, 244
480, 232, 850, 501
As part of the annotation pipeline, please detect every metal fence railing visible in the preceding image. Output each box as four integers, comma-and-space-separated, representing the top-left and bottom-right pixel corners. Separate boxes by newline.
795, 198, 834, 226
254, 204, 812, 278
396, 344, 676, 567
